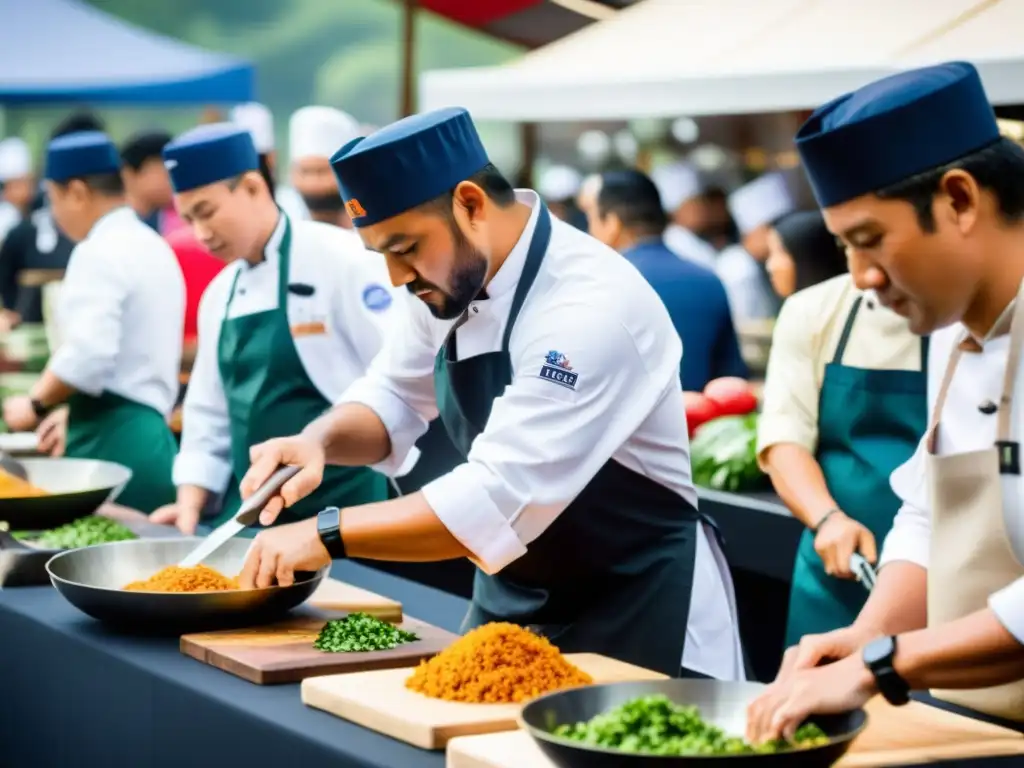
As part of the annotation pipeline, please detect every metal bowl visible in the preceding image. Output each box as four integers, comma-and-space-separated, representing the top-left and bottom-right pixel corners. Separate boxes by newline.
46, 537, 328, 634
520, 679, 867, 768
0, 457, 131, 530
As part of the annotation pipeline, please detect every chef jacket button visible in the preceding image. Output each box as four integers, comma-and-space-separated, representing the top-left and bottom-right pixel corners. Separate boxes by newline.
472, 305, 479, 313
866, 299, 875, 309
979, 399, 998, 415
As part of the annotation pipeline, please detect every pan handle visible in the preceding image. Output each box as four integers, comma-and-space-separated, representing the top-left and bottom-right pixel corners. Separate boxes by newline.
233, 465, 302, 527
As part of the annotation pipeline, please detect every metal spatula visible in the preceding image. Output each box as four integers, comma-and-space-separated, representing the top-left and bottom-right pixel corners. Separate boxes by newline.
177, 465, 301, 568
0, 450, 29, 481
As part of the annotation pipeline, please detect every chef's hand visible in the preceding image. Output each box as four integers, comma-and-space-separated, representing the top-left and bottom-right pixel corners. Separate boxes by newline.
239, 518, 331, 589
36, 406, 67, 457
776, 624, 881, 682
2, 396, 39, 433
814, 511, 877, 579
149, 503, 202, 535
240, 435, 326, 526
746, 654, 876, 744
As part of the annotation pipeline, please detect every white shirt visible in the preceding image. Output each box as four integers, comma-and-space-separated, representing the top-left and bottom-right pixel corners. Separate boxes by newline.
49, 207, 184, 417
173, 216, 397, 494
664, 223, 717, 270
716, 244, 778, 323
882, 322, 1024, 643
276, 186, 310, 222
340, 190, 742, 680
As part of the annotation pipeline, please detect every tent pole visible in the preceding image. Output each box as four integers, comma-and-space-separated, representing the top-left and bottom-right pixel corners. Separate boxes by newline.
400, 0, 418, 117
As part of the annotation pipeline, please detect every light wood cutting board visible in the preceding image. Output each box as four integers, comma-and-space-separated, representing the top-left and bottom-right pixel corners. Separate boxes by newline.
444, 696, 1024, 768
308, 578, 403, 622
180, 613, 452, 684
301, 653, 667, 750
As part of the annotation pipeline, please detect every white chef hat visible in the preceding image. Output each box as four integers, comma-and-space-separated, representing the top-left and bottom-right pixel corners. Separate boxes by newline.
728, 171, 795, 235
538, 165, 583, 203
230, 102, 275, 154
288, 106, 362, 163
0, 137, 32, 182
651, 162, 709, 213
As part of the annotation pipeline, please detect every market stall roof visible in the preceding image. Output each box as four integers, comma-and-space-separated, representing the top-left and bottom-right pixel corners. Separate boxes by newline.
415, 0, 641, 48
0, 0, 254, 105
418, 0, 1024, 121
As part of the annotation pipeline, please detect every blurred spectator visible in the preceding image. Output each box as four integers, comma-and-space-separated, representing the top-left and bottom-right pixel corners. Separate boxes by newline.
0, 138, 35, 243
537, 164, 587, 231
230, 102, 309, 221
121, 130, 183, 236
288, 106, 361, 228
766, 210, 848, 299
650, 162, 718, 269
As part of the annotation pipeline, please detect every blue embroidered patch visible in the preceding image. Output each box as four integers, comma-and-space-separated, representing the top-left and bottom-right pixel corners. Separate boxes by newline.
362, 284, 393, 312
538, 350, 578, 390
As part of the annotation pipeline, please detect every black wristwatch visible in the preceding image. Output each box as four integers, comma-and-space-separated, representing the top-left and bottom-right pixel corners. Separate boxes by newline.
863, 635, 910, 706
316, 506, 347, 559
30, 399, 51, 420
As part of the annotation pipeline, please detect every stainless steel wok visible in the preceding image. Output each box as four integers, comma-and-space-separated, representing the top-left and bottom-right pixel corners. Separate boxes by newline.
46, 537, 328, 634
0, 457, 131, 530
520, 679, 867, 768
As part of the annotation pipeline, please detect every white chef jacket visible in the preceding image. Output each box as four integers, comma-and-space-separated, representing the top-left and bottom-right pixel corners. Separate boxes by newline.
173, 216, 397, 494
664, 223, 717, 270
340, 190, 742, 679
276, 186, 310, 222
881, 317, 1024, 643
48, 207, 184, 417
716, 244, 778, 323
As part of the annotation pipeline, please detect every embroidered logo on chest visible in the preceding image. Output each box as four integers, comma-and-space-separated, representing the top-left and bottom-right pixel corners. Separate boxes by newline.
538, 350, 578, 390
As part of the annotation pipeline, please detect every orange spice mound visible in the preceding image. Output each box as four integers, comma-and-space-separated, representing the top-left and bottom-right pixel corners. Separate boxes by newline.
123, 565, 240, 593
404, 622, 593, 703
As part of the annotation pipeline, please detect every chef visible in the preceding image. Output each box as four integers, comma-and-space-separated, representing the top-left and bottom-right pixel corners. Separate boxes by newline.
288, 106, 362, 228
747, 61, 1024, 741
0, 137, 33, 244
718, 172, 794, 323
230, 102, 310, 222
537, 164, 587, 230
757, 209, 927, 647
650, 161, 718, 270
150, 123, 397, 534
234, 107, 744, 680
1, 131, 184, 512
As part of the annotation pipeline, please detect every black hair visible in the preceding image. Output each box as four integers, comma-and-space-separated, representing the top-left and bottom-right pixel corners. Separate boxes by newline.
55, 172, 125, 197
121, 130, 173, 171
875, 137, 1024, 231
258, 153, 276, 199
772, 210, 847, 293
596, 169, 668, 237
51, 111, 106, 140
420, 163, 516, 217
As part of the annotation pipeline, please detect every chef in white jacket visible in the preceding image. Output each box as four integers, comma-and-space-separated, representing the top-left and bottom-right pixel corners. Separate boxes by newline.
231, 107, 743, 680
748, 61, 1024, 741
230, 102, 310, 222
288, 106, 362, 229
650, 161, 718, 270
718, 172, 794, 323
2, 131, 184, 513
0, 137, 33, 245
151, 123, 397, 534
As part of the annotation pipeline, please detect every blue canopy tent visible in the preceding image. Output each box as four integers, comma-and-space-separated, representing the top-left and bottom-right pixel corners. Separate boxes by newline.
0, 0, 254, 104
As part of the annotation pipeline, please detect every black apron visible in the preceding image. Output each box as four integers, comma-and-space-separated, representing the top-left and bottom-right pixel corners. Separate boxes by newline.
432, 203, 711, 676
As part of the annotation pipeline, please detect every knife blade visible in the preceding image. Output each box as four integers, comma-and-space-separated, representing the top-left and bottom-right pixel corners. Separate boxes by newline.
850, 552, 878, 591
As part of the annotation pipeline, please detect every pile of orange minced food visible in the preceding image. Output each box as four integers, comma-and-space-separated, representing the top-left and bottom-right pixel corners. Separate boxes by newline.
0, 468, 49, 498
123, 565, 240, 592
405, 622, 593, 703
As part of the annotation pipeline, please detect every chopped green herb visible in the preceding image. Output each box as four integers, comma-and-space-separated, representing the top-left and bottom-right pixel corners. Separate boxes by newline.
552, 694, 829, 756
20, 517, 137, 550
314, 612, 419, 653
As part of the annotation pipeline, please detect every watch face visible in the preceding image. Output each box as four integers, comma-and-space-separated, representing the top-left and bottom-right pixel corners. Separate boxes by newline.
863, 636, 894, 666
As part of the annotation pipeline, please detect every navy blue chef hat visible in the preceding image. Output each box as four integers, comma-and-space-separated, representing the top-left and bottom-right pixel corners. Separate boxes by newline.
44, 131, 121, 183
330, 107, 490, 227
162, 123, 259, 193
796, 61, 1000, 208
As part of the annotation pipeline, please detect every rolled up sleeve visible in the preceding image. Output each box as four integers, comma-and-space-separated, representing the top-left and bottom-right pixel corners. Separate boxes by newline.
47, 243, 125, 396
421, 304, 678, 574
756, 297, 820, 466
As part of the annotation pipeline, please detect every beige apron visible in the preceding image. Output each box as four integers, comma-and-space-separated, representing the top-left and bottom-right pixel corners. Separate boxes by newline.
926, 283, 1024, 721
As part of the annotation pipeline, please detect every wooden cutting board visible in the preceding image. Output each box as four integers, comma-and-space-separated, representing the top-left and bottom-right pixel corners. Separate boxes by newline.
444, 696, 1024, 768
301, 653, 667, 750
308, 578, 403, 621
180, 613, 452, 684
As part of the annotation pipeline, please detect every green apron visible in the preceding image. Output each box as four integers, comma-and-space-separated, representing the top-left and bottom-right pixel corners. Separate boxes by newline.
65, 391, 177, 513
784, 297, 927, 646
210, 216, 388, 527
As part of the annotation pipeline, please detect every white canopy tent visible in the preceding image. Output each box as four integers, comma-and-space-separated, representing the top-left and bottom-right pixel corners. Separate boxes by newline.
418, 0, 1024, 121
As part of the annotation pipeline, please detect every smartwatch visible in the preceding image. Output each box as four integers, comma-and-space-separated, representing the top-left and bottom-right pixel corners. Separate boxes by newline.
30, 399, 51, 420
316, 506, 347, 559
862, 635, 910, 706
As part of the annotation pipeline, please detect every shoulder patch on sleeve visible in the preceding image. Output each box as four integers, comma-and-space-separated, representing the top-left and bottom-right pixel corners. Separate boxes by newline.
362, 284, 393, 312
537, 350, 579, 390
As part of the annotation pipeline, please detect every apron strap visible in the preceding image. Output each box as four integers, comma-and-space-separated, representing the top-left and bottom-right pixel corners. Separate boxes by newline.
996, 285, 1024, 442
500, 203, 553, 352
830, 295, 863, 365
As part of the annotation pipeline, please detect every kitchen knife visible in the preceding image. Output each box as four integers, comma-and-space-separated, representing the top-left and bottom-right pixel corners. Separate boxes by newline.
850, 552, 878, 591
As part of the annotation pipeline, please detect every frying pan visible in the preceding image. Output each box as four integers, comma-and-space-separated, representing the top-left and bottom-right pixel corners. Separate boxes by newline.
46, 537, 328, 635
0, 457, 131, 530
520, 679, 867, 768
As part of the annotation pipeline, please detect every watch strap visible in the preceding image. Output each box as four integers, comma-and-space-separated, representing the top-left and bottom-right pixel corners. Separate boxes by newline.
316, 506, 347, 559
864, 635, 910, 706
30, 399, 51, 419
